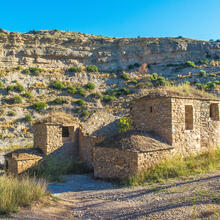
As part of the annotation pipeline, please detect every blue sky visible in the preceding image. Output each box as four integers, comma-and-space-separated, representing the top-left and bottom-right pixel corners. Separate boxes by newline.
1, 0, 219, 40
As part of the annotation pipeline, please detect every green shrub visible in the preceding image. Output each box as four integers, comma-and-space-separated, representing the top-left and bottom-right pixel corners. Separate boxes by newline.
15, 66, 22, 70
0, 81, 2, 89
68, 65, 82, 73
185, 61, 197, 68
67, 85, 77, 94
53, 97, 68, 104
86, 82, 96, 90
77, 87, 86, 97
25, 114, 33, 122
81, 110, 90, 118
121, 73, 130, 80
198, 59, 209, 65
75, 99, 86, 106
117, 116, 132, 133
209, 73, 217, 78
13, 96, 22, 104
24, 91, 32, 98
121, 88, 131, 95
0, 175, 47, 214
87, 65, 98, 72
28, 67, 42, 75
6, 85, 15, 91
130, 79, 138, 84
156, 76, 166, 86
14, 83, 25, 93
52, 80, 65, 90
128, 64, 134, 70
8, 111, 16, 116
199, 70, 207, 77
102, 95, 116, 103
33, 102, 47, 111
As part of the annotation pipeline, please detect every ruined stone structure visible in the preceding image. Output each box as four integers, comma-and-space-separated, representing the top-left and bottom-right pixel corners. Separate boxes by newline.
4, 96, 220, 178
93, 95, 220, 179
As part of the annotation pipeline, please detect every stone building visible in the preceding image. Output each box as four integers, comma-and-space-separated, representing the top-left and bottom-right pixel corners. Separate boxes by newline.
4, 95, 220, 178
93, 95, 220, 179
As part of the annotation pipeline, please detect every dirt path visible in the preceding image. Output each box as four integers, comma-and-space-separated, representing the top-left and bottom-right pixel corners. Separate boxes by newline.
8, 171, 220, 219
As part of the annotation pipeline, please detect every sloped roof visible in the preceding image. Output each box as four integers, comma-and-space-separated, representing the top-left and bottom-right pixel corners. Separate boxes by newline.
82, 110, 120, 137
34, 112, 81, 126
4, 148, 43, 160
97, 130, 173, 153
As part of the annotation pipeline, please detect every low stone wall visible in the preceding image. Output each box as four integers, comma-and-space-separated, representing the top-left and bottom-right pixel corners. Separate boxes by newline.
93, 146, 138, 179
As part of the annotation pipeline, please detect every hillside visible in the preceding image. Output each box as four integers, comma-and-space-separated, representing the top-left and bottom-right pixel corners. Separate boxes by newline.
0, 29, 220, 148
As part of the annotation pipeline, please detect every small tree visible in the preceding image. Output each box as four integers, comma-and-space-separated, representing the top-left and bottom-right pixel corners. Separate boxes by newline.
87, 65, 98, 72
117, 116, 132, 133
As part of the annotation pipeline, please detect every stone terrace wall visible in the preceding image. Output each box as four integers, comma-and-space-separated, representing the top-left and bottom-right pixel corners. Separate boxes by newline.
93, 147, 138, 179
171, 98, 201, 155
200, 101, 220, 149
137, 149, 173, 172
131, 97, 172, 144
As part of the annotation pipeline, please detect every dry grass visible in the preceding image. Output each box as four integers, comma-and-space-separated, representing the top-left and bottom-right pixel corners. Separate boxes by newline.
143, 84, 218, 99
0, 175, 48, 214
0, 144, 32, 152
122, 147, 220, 186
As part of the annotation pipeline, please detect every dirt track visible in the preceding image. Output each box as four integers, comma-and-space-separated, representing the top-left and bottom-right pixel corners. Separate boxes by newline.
9, 171, 220, 219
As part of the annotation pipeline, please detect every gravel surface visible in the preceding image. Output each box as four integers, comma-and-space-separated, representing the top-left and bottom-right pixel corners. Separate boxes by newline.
9, 171, 220, 219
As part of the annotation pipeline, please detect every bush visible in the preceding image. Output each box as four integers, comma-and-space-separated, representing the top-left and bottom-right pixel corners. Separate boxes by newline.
67, 85, 77, 95
13, 96, 22, 104
68, 65, 82, 73
6, 85, 15, 91
199, 70, 207, 77
92, 92, 102, 99
117, 116, 132, 133
185, 61, 197, 68
77, 87, 86, 97
0, 175, 47, 214
0, 81, 2, 89
75, 99, 86, 106
8, 111, 16, 116
102, 95, 116, 103
81, 110, 90, 118
121, 73, 130, 80
86, 82, 96, 90
33, 102, 47, 111
14, 83, 25, 93
52, 80, 65, 90
121, 88, 131, 95
209, 73, 217, 78
198, 59, 209, 65
24, 91, 32, 98
54, 97, 68, 104
24, 67, 42, 76
87, 65, 98, 72
25, 114, 33, 122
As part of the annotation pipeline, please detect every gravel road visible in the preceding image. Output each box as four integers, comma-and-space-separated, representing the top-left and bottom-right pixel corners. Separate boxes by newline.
10, 171, 220, 219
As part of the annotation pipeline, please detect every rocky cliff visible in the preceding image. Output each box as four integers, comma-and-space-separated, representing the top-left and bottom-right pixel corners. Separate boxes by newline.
1, 29, 220, 71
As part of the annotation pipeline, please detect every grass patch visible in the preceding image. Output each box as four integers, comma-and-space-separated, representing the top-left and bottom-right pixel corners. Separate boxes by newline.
0, 144, 33, 152
28, 157, 90, 182
0, 175, 48, 214
121, 148, 220, 186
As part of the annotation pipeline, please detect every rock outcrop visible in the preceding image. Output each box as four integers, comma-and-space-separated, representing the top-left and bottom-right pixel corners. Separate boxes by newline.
1, 29, 220, 71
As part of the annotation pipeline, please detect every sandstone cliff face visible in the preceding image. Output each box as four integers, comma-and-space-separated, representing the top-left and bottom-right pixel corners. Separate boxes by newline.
1, 29, 220, 71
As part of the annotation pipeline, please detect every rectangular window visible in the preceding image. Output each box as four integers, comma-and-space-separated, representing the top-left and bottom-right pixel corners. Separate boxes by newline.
210, 103, 219, 120
62, 127, 69, 137
185, 105, 193, 130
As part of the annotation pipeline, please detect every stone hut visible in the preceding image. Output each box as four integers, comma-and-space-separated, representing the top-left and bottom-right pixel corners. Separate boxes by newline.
33, 113, 81, 158
4, 149, 43, 175
93, 94, 220, 179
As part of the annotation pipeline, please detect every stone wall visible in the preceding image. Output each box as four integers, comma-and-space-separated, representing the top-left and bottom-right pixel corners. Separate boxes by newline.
171, 98, 202, 155
93, 146, 138, 179
46, 124, 63, 155
137, 149, 173, 172
33, 124, 47, 152
131, 97, 172, 144
200, 101, 220, 149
